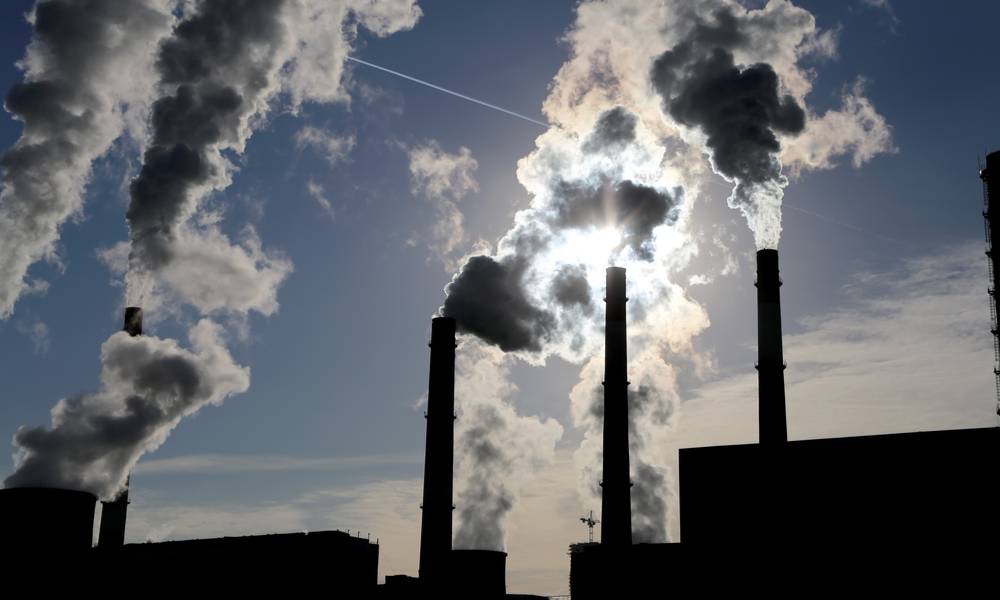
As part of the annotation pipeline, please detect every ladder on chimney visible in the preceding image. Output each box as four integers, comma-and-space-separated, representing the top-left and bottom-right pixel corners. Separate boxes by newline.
981, 164, 1000, 418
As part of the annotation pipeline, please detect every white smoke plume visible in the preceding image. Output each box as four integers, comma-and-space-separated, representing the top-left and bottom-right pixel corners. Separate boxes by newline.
4, 320, 249, 499
442, 0, 893, 542
0, 0, 174, 319
452, 339, 563, 550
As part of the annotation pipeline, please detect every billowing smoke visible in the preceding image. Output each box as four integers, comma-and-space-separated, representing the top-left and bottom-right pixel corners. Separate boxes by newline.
4, 320, 248, 499
124, 0, 422, 313
4, 0, 422, 497
443, 0, 894, 543
0, 0, 173, 319
452, 340, 563, 551
651, 7, 806, 249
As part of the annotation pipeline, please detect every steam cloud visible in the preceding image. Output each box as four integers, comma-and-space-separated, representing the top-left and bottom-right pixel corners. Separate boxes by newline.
0, 0, 173, 319
453, 341, 563, 550
4, 321, 248, 498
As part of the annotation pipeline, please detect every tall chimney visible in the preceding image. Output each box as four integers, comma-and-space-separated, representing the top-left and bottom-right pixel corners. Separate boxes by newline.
982, 151, 1000, 417
97, 306, 142, 548
419, 317, 456, 583
600, 267, 632, 546
755, 250, 788, 444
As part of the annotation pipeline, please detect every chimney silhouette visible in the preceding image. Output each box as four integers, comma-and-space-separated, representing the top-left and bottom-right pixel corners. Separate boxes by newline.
981, 151, 1000, 417
755, 250, 788, 444
97, 306, 142, 548
418, 317, 456, 583
600, 267, 632, 546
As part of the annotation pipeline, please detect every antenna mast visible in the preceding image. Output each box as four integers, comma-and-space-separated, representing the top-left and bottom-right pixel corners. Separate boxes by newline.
579, 510, 599, 543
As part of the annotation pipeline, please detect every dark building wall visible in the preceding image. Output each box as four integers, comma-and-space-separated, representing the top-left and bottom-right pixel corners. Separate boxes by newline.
100, 530, 378, 591
569, 542, 681, 599
679, 427, 1000, 544
0, 487, 96, 552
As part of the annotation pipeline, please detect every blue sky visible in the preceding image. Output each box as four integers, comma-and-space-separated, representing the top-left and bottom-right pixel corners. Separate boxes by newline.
1, 1, 999, 595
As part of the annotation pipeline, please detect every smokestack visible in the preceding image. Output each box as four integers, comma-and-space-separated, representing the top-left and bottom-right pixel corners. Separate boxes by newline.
97, 307, 142, 548
419, 317, 457, 583
982, 151, 1000, 417
601, 267, 632, 546
755, 250, 788, 444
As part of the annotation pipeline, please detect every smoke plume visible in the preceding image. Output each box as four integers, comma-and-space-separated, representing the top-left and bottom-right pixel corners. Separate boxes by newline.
443, 0, 894, 542
4, 0, 422, 497
650, 7, 806, 249
452, 340, 563, 550
0, 0, 173, 319
4, 320, 248, 499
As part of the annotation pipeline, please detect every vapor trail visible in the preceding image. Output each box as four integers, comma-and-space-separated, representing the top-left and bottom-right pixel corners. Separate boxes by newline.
346, 56, 549, 128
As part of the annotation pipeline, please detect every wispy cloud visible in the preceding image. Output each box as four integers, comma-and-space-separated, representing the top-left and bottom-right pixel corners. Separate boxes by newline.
406, 141, 479, 267
16, 319, 50, 355
306, 180, 336, 220
295, 126, 357, 167
135, 452, 422, 475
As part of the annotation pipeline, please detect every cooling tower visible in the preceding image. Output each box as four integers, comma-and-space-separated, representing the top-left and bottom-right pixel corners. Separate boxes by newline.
0, 487, 96, 551
450, 549, 507, 598
418, 317, 456, 584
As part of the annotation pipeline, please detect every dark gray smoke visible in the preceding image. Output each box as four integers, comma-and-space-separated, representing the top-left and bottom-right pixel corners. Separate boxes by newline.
442, 255, 555, 352
631, 461, 667, 543
0, 0, 171, 318
582, 106, 638, 154
551, 264, 593, 314
650, 7, 805, 248
126, 0, 288, 291
453, 403, 514, 550
4, 321, 248, 498
552, 179, 680, 259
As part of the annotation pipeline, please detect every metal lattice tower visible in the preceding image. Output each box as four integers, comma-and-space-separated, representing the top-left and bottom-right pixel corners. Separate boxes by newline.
980, 151, 1000, 417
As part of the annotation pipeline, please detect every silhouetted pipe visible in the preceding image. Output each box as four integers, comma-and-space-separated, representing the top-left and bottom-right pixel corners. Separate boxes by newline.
97, 307, 142, 548
601, 267, 632, 546
755, 250, 788, 444
419, 317, 456, 583
982, 151, 1000, 417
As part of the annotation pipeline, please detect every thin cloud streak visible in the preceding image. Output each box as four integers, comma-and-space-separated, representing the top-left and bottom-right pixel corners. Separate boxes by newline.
135, 452, 423, 475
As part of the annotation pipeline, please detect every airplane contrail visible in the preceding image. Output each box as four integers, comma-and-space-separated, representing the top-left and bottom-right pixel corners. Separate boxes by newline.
346, 56, 550, 129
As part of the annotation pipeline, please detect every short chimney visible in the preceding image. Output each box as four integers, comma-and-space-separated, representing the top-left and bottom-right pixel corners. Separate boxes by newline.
418, 317, 457, 583
600, 267, 632, 546
97, 307, 142, 548
755, 250, 788, 444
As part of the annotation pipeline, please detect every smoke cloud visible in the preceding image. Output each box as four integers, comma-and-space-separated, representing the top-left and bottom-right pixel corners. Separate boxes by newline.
453, 341, 563, 550
124, 0, 422, 313
4, 0, 423, 496
0, 0, 173, 319
442, 0, 893, 542
4, 320, 249, 499
407, 141, 479, 266
650, 7, 806, 249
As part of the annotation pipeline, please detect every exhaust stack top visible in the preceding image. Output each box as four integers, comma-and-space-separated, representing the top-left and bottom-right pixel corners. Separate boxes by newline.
601, 266, 632, 546
97, 307, 142, 548
755, 250, 788, 444
419, 317, 457, 583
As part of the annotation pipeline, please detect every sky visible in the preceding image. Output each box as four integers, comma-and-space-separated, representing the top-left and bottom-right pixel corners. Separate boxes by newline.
1, 0, 999, 595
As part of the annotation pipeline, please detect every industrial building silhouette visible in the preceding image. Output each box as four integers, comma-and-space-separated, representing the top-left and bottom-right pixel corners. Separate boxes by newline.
2, 152, 1000, 596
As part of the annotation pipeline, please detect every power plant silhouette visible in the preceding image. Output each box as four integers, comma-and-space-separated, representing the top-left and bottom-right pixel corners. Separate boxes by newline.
2, 153, 1000, 596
